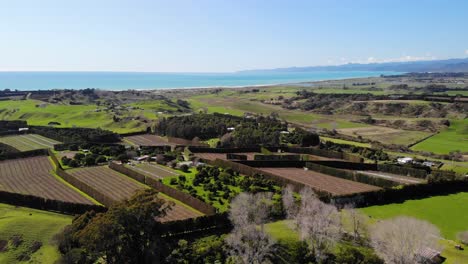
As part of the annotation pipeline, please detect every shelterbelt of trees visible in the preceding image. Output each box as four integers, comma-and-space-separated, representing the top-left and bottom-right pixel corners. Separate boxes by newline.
155, 113, 320, 147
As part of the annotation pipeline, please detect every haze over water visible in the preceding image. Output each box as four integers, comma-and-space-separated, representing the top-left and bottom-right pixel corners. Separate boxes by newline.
0, 71, 399, 91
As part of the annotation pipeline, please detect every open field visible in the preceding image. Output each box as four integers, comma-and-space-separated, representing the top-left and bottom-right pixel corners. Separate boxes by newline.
361, 192, 468, 240
258, 167, 381, 196
0, 134, 61, 151
411, 119, 468, 154
187, 93, 369, 130
128, 163, 180, 179
0, 203, 72, 263
124, 134, 174, 146
0, 156, 93, 204
337, 126, 432, 146
68, 166, 202, 221
0, 99, 173, 134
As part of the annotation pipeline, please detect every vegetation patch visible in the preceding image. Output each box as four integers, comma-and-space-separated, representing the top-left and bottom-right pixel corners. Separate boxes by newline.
361, 192, 468, 239
0, 203, 72, 264
411, 119, 468, 154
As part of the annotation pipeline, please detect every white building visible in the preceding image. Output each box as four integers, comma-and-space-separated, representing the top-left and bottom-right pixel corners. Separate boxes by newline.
397, 157, 413, 165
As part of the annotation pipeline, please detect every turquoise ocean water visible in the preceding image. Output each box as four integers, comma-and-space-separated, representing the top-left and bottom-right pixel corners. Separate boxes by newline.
0, 71, 399, 90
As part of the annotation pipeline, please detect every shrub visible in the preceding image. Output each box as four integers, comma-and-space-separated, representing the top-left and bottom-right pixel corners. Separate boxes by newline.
169, 178, 178, 185
179, 164, 190, 173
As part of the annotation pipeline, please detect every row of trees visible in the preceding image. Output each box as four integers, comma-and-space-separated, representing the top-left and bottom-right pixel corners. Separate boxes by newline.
55, 185, 453, 263
30, 126, 120, 143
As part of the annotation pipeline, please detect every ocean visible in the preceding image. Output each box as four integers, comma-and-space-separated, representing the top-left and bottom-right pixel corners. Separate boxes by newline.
0, 71, 400, 91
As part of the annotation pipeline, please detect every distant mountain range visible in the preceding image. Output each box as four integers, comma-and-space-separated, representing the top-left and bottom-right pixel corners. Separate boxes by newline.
241, 58, 468, 73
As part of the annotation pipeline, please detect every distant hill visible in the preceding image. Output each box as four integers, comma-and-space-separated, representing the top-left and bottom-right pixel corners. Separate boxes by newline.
241, 58, 468, 73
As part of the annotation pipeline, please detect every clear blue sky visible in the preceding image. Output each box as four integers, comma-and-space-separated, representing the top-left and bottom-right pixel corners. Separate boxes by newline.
1, 0, 467, 72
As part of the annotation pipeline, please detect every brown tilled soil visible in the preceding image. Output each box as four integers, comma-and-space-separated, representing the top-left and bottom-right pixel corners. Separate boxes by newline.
258, 167, 381, 196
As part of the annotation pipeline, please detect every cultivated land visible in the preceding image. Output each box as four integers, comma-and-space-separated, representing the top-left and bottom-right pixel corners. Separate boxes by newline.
127, 163, 179, 179
0, 156, 93, 204
411, 119, 468, 154
124, 134, 174, 147
355, 170, 425, 184
0, 203, 72, 263
0, 134, 61, 151
68, 166, 148, 202
257, 167, 381, 196
67, 166, 202, 221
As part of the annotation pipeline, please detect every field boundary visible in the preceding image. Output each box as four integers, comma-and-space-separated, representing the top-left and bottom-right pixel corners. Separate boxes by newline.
109, 162, 216, 215
407, 131, 439, 148
56, 168, 116, 206
0, 148, 48, 160
0, 190, 106, 215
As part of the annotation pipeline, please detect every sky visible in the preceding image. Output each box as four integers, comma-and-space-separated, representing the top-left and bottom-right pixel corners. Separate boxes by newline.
1, 0, 467, 72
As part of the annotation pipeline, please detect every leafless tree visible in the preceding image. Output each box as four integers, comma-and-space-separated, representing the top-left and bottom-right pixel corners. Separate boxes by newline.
226, 192, 276, 263
229, 192, 273, 231
282, 184, 297, 219
457, 230, 468, 245
370, 216, 442, 264
226, 225, 276, 264
294, 187, 342, 262
343, 203, 368, 243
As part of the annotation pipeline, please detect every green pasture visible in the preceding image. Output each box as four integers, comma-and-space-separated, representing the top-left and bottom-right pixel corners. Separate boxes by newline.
411, 119, 468, 154
361, 192, 468, 240
0, 99, 173, 134
0, 203, 72, 263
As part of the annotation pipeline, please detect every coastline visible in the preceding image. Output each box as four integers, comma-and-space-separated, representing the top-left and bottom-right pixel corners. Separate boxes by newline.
0, 71, 400, 92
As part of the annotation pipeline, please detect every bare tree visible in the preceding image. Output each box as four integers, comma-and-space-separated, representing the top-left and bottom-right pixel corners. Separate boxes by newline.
282, 184, 297, 219
226, 225, 276, 264
343, 203, 368, 243
370, 216, 442, 264
457, 230, 468, 245
229, 192, 273, 231
226, 192, 276, 263
294, 188, 342, 262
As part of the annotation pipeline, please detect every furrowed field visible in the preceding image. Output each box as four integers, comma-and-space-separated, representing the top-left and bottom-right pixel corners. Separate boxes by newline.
0, 134, 60, 151
257, 167, 381, 196
68, 166, 202, 221
0, 156, 93, 204
0, 203, 72, 263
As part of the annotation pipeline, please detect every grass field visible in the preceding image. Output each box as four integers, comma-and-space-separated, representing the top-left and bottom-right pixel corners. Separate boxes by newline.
361, 192, 468, 240
411, 119, 468, 154
0, 203, 72, 263
0, 99, 175, 134
0, 134, 60, 151
338, 126, 432, 146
